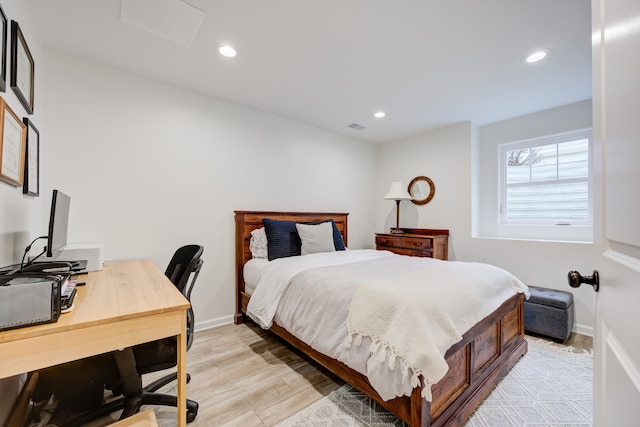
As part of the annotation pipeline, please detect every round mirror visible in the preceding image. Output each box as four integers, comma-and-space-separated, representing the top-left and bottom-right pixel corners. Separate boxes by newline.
408, 176, 435, 205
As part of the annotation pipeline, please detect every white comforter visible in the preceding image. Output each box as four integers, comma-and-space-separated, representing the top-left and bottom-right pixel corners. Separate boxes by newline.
247, 249, 528, 401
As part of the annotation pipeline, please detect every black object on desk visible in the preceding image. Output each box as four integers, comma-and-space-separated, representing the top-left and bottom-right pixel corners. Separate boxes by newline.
0, 274, 65, 331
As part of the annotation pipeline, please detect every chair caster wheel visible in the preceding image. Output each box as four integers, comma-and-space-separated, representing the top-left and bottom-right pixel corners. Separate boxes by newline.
186, 401, 199, 423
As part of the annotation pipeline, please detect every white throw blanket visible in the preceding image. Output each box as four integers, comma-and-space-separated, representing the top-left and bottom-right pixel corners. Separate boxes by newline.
247, 250, 528, 402
345, 260, 529, 401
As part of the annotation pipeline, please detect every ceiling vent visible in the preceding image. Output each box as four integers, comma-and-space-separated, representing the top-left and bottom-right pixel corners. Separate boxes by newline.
347, 123, 366, 131
120, 0, 206, 48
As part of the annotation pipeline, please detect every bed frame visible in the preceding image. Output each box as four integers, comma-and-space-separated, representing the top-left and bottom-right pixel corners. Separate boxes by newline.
234, 211, 527, 427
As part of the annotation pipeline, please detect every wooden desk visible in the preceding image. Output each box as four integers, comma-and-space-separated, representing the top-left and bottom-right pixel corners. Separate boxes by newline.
0, 260, 190, 427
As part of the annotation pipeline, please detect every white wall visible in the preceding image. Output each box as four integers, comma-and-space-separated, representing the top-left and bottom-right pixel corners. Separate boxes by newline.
0, 1, 46, 423
376, 122, 473, 256
0, 0, 46, 268
41, 50, 378, 330
377, 113, 596, 336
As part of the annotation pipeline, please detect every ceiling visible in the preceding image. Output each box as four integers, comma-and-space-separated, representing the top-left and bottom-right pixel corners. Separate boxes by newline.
26, 0, 592, 144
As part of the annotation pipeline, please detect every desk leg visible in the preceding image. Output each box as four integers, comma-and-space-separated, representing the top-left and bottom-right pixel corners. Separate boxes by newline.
177, 318, 187, 427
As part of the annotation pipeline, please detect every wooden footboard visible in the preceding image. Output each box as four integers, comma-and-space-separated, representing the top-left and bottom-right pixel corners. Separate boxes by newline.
426, 293, 526, 426
234, 211, 527, 427
241, 290, 525, 426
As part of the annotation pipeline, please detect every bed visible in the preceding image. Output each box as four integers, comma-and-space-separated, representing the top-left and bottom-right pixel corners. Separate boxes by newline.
234, 210, 527, 427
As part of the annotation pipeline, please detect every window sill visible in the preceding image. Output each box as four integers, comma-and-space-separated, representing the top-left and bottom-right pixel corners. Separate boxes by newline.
472, 235, 594, 245
474, 224, 594, 244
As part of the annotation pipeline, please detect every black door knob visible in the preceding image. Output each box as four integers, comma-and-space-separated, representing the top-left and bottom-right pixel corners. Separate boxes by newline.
568, 270, 599, 292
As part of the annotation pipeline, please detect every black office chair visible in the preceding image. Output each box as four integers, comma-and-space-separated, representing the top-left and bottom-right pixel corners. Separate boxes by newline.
32, 245, 204, 426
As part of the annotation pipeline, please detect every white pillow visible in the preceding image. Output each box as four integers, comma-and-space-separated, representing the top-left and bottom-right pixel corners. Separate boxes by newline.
249, 227, 268, 259
296, 222, 336, 255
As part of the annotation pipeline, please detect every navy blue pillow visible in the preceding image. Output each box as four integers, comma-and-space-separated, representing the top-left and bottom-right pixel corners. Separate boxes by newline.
263, 218, 302, 261
263, 218, 346, 261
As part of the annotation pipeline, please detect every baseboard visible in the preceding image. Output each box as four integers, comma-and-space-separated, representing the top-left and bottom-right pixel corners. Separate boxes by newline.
575, 323, 594, 337
194, 315, 234, 332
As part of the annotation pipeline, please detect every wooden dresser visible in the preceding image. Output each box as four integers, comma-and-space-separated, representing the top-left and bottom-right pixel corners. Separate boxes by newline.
375, 228, 449, 260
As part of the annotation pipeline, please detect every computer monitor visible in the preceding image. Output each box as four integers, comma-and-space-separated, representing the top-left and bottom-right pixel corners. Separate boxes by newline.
46, 190, 71, 258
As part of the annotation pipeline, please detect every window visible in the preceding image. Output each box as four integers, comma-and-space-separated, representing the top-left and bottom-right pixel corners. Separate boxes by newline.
499, 129, 592, 226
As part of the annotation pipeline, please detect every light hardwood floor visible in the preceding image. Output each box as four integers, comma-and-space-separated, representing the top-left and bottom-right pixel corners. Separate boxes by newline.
147, 322, 593, 427
151, 322, 345, 427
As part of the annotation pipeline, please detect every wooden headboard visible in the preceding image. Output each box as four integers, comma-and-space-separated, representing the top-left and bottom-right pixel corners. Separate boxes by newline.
234, 210, 349, 324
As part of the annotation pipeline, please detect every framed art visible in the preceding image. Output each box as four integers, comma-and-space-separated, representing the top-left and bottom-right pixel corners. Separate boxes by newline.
10, 20, 34, 114
22, 117, 39, 196
0, 96, 26, 186
0, 4, 7, 92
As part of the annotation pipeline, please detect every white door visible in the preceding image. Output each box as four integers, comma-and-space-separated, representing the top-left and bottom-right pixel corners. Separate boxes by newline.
592, 0, 640, 425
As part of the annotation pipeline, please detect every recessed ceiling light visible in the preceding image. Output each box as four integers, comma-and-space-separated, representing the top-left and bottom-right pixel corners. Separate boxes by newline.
219, 45, 237, 58
374, 111, 386, 118
525, 50, 547, 63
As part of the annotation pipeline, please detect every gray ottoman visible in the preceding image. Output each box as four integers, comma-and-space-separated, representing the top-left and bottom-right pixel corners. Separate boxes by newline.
524, 286, 575, 342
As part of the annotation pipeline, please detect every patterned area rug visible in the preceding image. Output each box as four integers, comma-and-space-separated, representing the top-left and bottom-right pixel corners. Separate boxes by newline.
275, 338, 593, 427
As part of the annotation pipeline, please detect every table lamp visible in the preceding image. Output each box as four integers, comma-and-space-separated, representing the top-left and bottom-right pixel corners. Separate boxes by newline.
384, 181, 412, 233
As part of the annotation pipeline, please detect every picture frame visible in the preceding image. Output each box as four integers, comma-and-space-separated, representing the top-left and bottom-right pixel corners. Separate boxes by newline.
22, 117, 39, 196
0, 96, 26, 186
408, 175, 436, 205
10, 20, 34, 114
0, 4, 7, 92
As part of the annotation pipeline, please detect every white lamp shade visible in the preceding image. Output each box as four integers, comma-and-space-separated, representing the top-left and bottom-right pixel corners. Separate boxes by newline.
384, 181, 412, 200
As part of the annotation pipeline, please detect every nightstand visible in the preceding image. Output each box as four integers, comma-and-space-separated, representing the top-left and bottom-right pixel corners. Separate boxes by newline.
375, 228, 449, 260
